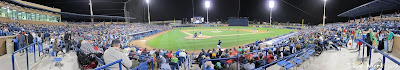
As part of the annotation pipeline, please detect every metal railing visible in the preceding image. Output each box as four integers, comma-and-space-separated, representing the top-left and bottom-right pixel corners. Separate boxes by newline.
358, 39, 400, 70
129, 53, 154, 70
95, 56, 111, 70
132, 58, 153, 70
11, 42, 39, 70
94, 59, 123, 70
184, 53, 194, 70
93, 50, 155, 70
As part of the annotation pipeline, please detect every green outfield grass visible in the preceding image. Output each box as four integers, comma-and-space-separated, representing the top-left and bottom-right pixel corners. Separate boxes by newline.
147, 26, 294, 51
187, 30, 251, 36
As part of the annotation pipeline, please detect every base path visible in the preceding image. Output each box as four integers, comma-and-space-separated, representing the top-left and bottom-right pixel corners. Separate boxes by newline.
181, 30, 213, 39
129, 29, 173, 50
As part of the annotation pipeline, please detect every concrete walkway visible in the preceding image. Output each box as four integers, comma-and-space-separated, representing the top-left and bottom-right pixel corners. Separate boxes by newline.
0, 42, 399, 70
266, 44, 400, 70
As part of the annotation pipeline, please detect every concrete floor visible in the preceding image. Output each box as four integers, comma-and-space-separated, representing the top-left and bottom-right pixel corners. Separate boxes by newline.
266, 44, 400, 70
0, 43, 80, 70
0, 43, 399, 70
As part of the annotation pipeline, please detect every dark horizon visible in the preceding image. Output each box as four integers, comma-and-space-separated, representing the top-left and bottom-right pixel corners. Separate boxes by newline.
22, 0, 392, 25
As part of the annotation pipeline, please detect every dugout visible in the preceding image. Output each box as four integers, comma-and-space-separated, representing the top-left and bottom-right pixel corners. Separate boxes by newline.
228, 17, 249, 26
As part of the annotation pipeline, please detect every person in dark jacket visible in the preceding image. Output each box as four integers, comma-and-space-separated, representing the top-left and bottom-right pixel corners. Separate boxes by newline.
17, 32, 26, 54
64, 31, 71, 53
365, 32, 372, 56
27, 32, 34, 45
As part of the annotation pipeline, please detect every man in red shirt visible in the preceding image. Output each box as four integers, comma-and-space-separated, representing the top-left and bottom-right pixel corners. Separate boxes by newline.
343, 29, 346, 33
266, 51, 274, 64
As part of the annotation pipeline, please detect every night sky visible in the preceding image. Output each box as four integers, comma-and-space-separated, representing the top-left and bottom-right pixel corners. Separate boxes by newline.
22, 0, 378, 25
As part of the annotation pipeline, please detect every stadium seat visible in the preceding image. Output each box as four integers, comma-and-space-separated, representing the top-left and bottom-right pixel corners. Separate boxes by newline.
277, 61, 295, 70
50, 58, 63, 69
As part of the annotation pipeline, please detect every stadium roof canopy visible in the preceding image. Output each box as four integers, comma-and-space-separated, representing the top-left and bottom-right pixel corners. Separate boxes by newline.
338, 0, 400, 17
6, 0, 135, 21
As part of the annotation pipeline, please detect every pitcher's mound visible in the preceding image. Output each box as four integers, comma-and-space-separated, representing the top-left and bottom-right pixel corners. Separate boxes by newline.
185, 35, 213, 39
212, 31, 222, 33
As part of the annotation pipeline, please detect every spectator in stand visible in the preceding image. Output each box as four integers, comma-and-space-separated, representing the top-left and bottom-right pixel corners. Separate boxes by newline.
238, 46, 242, 52
27, 32, 34, 45
17, 32, 26, 55
0, 29, 3, 36
175, 49, 180, 57
178, 49, 186, 66
53, 36, 65, 57
378, 30, 386, 51
129, 55, 140, 69
387, 30, 394, 53
36, 32, 42, 53
159, 56, 171, 70
266, 50, 274, 64
170, 54, 179, 70
103, 40, 132, 70
243, 57, 255, 70
64, 31, 71, 53
142, 48, 148, 56
228, 59, 240, 70
365, 29, 373, 56
149, 49, 156, 55
214, 62, 223, 70
204, 57, 214, 70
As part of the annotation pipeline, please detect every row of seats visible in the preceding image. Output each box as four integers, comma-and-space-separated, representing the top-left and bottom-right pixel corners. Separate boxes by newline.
276, 45, 315, 70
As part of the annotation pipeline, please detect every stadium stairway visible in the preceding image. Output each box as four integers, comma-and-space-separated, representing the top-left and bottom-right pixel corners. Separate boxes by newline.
0, 43, 80, 70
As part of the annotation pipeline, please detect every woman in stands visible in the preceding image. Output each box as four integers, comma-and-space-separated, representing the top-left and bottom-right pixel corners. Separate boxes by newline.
365, 29, 373, 56
52, 36, 65, 57
377, 30, 387, 51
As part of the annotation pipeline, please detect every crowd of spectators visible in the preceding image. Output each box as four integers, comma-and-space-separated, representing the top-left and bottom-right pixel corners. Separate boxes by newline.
190, 29, 325, 70
1, 22, 172, 69
193, 20, 399, 70
2, 20, 399, 70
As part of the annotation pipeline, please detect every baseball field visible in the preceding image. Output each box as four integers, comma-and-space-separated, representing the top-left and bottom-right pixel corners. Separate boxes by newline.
133, 26, 294, 51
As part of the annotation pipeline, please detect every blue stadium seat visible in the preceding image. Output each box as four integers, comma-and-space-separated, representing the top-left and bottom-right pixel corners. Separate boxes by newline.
50, 58, 63, 69
292, 58, 302, 64
277, 61, 295, 69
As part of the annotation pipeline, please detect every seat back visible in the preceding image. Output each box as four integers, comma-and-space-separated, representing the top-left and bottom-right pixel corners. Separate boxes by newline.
52, 58, 62, 62
77, 51, 93, 65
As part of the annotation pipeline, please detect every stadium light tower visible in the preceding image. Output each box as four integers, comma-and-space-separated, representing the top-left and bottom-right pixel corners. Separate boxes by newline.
323, 0, 327, 26
146, 0, 151, 24
269, 0, 275, 25
205, 0, 210, 23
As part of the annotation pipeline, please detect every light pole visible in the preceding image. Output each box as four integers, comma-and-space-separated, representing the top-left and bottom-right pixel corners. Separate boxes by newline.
269, 0, 275, 25
205, 0, 210, 23
323, 0, 327, 26
89, 0, 94, 24
146, 0, 151, 24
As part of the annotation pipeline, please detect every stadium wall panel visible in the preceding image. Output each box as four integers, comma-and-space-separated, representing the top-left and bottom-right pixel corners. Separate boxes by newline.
228, 18, 248, 26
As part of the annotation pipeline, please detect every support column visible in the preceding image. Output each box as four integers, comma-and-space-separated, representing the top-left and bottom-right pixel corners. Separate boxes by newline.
124, 1, 130, 23
89, 0, 94, 24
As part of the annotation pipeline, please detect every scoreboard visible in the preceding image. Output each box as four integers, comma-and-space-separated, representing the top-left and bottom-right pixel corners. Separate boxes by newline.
191, 17, 204, 24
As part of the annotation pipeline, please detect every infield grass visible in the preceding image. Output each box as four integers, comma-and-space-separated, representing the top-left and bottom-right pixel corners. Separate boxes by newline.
147, 26, 294, 51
